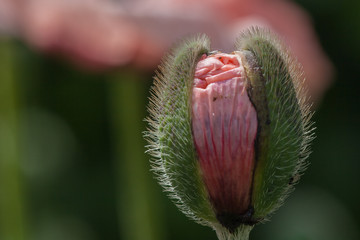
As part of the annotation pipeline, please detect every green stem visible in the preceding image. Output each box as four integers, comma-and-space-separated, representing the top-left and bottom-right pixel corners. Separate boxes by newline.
109, 71, 164, 240
0, 39, 27, 240
215, 225, 253, 240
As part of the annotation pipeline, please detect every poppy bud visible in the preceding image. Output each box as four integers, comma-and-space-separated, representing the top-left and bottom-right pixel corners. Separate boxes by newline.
145, 27, 314, 239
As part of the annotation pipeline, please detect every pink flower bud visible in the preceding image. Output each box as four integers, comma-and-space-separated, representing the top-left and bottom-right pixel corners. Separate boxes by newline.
146, 28, 315, 239
192, 53, 258, 226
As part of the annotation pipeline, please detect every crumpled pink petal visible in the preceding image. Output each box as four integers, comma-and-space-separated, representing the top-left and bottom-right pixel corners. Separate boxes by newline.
192, 53, 258, 215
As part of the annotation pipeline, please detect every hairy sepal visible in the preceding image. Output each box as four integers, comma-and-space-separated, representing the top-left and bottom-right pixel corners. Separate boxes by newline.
236, 27, 314, 220
145, 35, 217, 225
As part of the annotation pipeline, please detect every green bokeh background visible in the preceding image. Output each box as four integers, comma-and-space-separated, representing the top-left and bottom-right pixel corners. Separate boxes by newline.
0, 0, 359, 239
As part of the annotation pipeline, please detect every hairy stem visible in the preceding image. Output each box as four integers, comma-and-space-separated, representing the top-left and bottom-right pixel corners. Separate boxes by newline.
215, 225, 253, 240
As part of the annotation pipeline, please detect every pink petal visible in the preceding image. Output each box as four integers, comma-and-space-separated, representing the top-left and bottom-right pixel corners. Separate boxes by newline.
192, 53, 258, 215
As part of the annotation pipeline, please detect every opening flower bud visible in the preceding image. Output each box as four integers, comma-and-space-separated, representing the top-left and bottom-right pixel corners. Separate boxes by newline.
192, 53, 258, 228
145, 27, 314, 239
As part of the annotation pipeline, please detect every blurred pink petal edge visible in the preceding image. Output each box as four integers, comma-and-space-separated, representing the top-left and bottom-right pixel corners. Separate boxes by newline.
0, 0, 333, 102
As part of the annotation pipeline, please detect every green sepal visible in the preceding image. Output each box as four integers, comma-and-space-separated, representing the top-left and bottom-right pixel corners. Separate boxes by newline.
236, 27, 314, 220
145, 35, 217, 225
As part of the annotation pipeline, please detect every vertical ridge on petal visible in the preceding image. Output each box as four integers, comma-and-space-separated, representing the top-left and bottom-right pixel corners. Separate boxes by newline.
192, 53, 258, 230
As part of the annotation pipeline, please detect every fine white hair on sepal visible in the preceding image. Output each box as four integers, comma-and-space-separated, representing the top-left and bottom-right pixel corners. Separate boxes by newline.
145, 34, 217, 226
235, 26, 314, 220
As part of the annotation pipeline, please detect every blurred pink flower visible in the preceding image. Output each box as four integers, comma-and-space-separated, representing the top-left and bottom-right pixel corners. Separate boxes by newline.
0, 0, 333, 103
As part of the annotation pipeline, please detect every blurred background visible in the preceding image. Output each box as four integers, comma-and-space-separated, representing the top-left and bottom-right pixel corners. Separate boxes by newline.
0, 0, 359, 239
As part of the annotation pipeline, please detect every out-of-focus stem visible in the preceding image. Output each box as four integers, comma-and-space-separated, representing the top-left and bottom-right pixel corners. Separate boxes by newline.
109, 71, 164, 240
0, 39, 27, 240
